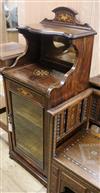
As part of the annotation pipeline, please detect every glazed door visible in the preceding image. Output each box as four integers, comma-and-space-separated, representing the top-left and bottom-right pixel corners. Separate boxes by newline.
8, 86, 46, 172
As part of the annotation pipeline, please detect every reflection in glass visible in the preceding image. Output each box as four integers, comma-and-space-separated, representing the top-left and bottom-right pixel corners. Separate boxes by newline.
12, 93, 43, 168
3, 1, 18, 28
53, 37, 77, 65
41, 35, 77, 74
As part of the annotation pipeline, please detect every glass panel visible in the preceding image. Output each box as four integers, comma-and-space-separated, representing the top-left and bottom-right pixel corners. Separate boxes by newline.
11, 93, 43, 168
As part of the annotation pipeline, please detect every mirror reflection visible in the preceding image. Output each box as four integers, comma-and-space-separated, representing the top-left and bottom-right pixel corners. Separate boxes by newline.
3, 0, 18, 29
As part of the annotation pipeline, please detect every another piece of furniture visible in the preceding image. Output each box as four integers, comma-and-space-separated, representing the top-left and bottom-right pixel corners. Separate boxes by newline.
48, 87, 100, 193
90, 74, 100, 88
0, 42, 25, 131
0, 42, 25, 70
7, 28, 18, 42
2, 7, 96, 186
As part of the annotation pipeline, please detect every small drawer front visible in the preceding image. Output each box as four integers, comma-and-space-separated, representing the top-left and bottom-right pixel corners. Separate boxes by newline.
7, 80, 45, 106
60, 172, 87, 193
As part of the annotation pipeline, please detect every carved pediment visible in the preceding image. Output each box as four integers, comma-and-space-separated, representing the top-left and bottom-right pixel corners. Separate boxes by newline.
53, 7, 80, 24
41, 6, 92, 29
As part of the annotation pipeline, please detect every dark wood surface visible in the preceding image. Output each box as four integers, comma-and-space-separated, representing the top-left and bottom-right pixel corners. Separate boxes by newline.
56, 127, 100, 190
3, 35, 95, 108
18, 23, 96, 39
50, 157, 100, 193
90, 75, 100, 88
42, 7, 96, 35
3, 63, 64, 95
18, 5, 97, 39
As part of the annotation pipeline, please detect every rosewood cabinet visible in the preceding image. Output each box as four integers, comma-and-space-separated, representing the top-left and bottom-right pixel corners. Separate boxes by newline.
2, 7, 97, 187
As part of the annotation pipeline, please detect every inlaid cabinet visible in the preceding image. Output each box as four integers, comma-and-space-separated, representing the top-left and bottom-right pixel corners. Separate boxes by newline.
2, 7, 98, 188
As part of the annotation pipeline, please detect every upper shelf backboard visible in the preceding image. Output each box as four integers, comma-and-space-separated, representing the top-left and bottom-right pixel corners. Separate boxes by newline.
18, 7, 97, 39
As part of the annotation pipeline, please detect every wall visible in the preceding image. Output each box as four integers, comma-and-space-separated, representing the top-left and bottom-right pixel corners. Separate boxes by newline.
18, 0, 100, 77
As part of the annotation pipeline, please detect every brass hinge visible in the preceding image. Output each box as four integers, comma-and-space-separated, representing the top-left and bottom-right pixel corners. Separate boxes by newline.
8, 114, 13, 132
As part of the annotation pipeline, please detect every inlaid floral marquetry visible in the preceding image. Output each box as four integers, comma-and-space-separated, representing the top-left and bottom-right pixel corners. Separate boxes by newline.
47, 7, 81, 25
17, 87, 33, 97
33, 69, 50, 77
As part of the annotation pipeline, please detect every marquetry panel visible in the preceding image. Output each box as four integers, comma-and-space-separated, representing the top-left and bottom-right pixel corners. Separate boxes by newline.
7, 80, 45, 106
54, 96, 90, 142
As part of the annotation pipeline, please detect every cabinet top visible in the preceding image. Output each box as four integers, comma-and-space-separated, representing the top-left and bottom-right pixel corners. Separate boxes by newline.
18, 7, 96, 39
3, 63, 65, 96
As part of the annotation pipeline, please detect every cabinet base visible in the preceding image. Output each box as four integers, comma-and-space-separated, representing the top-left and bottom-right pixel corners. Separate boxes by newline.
9, 151, 47, 187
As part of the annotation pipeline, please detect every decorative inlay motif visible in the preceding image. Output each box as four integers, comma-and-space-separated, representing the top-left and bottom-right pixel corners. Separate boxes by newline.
33, 69, 49, 77
55, 13, 76, 23
17, 87, 33, 97
52, 7, 80, 25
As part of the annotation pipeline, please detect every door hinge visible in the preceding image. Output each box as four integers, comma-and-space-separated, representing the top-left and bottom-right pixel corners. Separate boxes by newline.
8, 114, 13, 132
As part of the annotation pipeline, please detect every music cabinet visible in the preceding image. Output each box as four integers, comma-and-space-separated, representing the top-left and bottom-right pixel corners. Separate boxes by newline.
2, 7, 97, 187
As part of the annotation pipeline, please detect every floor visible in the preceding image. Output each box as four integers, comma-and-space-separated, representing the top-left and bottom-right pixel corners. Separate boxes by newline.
0, 128, 47, 193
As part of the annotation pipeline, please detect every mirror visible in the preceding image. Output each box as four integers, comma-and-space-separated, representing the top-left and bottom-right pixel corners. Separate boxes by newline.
1, 0, 18, 42
3, 0, 18, 29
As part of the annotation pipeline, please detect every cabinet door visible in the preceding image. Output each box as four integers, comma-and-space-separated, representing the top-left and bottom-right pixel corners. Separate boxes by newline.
8, 88, 45, 171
